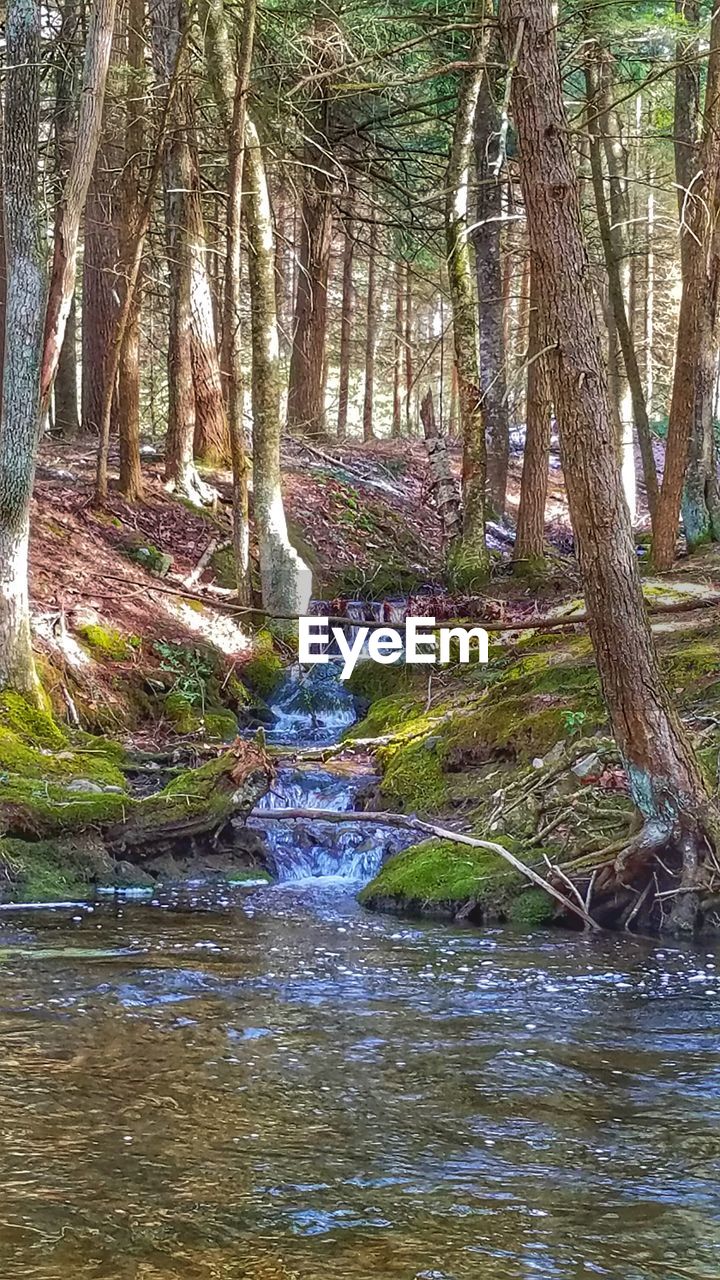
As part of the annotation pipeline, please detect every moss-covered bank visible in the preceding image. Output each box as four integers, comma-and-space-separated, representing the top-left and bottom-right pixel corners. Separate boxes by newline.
355, 622, 720, 927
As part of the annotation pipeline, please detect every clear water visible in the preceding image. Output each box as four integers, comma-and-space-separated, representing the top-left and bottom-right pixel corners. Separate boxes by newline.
4, 663, 720, 1278
1, 885, 720, 1279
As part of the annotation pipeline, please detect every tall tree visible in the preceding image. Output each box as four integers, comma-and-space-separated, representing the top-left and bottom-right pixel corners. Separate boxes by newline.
286, 13, 339, 438
584, 44, 658, 522
117, 0, 146, 501
150, 0, 215, 503
472, 20, 509, 515
53, 0, 82, 438
362, 199, 378, 443
0, 0, 46, 699
202, 0, 311, 618
514, 265, 550, 568
336, 176, 356, 440
445, 6, 489, 584
653, 0, 720, 569
501, 0, 717, 933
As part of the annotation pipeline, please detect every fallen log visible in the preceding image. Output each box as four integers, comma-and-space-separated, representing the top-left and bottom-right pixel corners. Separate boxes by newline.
106, 742, 272, 862
251, 805, 600, 930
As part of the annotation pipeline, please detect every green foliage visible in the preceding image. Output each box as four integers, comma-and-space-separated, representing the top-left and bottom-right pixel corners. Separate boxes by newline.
155, 641, 214, 711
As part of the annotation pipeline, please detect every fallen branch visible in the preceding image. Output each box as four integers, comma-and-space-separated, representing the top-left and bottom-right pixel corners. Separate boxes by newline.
91, 570, 720, 632
251, 805, 601, 930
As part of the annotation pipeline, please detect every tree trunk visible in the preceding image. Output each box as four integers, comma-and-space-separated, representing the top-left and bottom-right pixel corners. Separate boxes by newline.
0, 0, 46, 701
392, 260, 404, 439
55, 297, 81, 436
404, 262, 414, 433
53, 0, 82, 439
286, 74, 334, 438
584, 46, 658, 522
473, 37, 509, 515
199, 0, 310, 618
445, 6, 489, 584
188, 152, 231, 468
245, 120, 312, 620
42, 0, 118, 413
224, 0, 255, 603
362, 200, 378, 443
117, 0, 145, 501
674, 0, 700, 279
81, 48, 122, 440
420, 388, 462, 547
675, 1, 720, 552
514, 265, 550, 569
150, 0, 214, 504
654, 0, 720, 569
501, 0, 717, 935
337, 179, 356, 440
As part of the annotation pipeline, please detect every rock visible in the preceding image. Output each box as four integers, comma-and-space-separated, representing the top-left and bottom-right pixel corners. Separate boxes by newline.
66, 778, 105, 794
571, 751, 602, 781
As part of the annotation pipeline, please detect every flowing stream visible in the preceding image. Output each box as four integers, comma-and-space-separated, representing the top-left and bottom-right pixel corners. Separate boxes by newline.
1, 660, 720, 1279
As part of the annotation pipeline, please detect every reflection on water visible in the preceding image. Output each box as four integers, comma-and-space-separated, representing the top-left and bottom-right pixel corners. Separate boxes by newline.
1, 882, 720, 1280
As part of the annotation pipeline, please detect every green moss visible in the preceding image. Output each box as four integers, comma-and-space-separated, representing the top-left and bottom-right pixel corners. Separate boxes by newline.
446, 542, 491, 592
164, 691, 203, 734
243, 648, 284, 700
123, 539, 173, 576
203, 711, 238, 742
359, 837, 509, 907
378, 736, 449, 812
76, 623, 134, 662
508, 889, 556, 926
347, 693, 421, 740
0, 693, 66, 749
210, 545, 237, 590
345, 661, 421, 705
0, 836, 114, 903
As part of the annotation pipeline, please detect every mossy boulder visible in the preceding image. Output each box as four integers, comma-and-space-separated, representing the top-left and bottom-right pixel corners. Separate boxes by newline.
76, 622, 138, 662
243, 633, 285, 700
359, 837, 519, 919
0, 835, 114, 902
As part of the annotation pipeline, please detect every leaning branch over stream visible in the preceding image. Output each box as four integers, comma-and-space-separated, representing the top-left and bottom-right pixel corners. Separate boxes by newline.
252, 806, 600, 930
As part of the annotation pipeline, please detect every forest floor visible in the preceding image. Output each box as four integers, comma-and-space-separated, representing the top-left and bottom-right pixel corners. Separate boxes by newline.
5, 433, 720, 928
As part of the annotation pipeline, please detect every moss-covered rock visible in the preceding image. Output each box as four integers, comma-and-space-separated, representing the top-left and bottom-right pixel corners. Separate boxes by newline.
76, 622, 138, 662
0, 835, 114, 902
243, 634, 285, 700
359, 836, 518, 918
203, 710, 239, 742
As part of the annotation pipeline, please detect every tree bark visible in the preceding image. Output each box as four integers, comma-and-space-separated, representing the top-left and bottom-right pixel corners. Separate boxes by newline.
584, 47, 658, 522
117, 0, 145, 501
150, 0, 214, 504
654, 0, 720, 569
501, 0, 716, 935
514, 265, 550, 568
362, 200, 378, 443
404, 262, 413, 433
392, 259, 404, 439
286, 46, 335, 439
473, 33, 509, 515
445, 6, 489, 583
336, 178, 356, 440
42, 0, 118, 412
0, 0, 46, 700
200, 0, 311, 618
53, 0, 82, 439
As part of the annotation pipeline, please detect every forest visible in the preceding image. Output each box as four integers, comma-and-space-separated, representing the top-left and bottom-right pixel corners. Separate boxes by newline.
2, 2, 720, 1275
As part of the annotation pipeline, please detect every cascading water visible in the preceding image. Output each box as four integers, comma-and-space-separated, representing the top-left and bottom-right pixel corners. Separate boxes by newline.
250, 620, 413, 884
251, 765, 407, 883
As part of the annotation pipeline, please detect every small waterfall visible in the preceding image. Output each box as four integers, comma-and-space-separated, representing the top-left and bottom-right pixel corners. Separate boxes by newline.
252, 766, 409, 883
265, 662, 357, 746
248, 601, 415, 886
